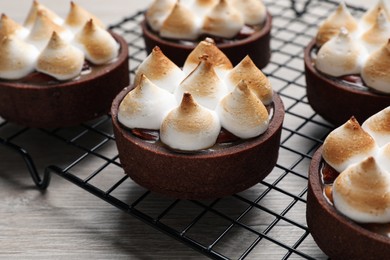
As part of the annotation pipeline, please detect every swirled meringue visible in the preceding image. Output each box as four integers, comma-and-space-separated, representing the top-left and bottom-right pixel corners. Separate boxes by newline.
225, 55, 273, 105
231, 0, 267, 25
160, 93, 221, 151
360, 9, 390, 53
74, 19, 119, 65
0, 36, 39, 80
27, 10, 72, 50
333, 156, 390, 223
64, 1, 105, 33
118, 74, 177, 130
322, 117, 378, 173
24, 0, 64, 29
361, 40, 390, 94
36, 32, 84, 81
361, 0, 390, 30
0, 14, 29, 40
135, 46, 185, 93
202, 0, 244, 39
362, 106, 390, 146
175, 56, 228, 109
316, 1, 358, 46
315, 28, 367, 77
183, 38, 233, 77
145, 0, 176, 32
160, 2, 200, 40
216, 80, 269, 138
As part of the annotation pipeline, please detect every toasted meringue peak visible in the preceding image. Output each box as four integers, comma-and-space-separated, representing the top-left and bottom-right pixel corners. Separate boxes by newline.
202, 0, 244, 39
362, 106, 390, 146
175, 56, 228, 109
24, 0, 63, 29
322, 117, 378, 173
231, 0, 267, 25
315, 28, 367, 77
118, 75, 177, 130
64, 1, 105, 33
361, 0, 390, 29
361, 9, 390, 52
27, 10, 72, 50
145, 0, 176, 31
225, 55, 273, 105
0, 36, 39, 80
183, 38, 233, 76
160, 2, 200, 40
75, 19, 119, 65
361, 40, 390, 93
160, 92, 221, 151
216, 80, 269, 139
0, 14, 29, 40
333, 157, 390, 223
315, 1, 358, 46
135, 46, 185, 93
192, 0, 219, 15
36, 32, 84, 81
377, 143, 390, 172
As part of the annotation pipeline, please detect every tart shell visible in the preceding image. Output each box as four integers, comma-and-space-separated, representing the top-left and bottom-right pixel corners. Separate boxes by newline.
0, 32, 129, 128
307, 146, 390, 260
141, 12, 272, 69
111, 86, 284, 200
304, 39, 390, 126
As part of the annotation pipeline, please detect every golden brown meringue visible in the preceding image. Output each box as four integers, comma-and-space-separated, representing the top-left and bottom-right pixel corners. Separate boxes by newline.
24, 0, 63, 28
361, 0, 390, 28
322, 117, 378, 172
36, 31, 84, 80
145, 0, 176, 31
316, 2, 358, 46
0, 14, 29, 40
362, 106, 390, 146
225, 55, 273, 105
65, 1, 105, 32
361, 9, 390, 52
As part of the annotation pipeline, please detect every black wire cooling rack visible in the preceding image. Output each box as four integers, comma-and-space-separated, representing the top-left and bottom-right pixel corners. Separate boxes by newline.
0, 0, 368, 259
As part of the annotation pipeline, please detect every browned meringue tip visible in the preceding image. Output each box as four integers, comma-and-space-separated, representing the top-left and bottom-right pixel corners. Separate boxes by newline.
180, 92, 198, 113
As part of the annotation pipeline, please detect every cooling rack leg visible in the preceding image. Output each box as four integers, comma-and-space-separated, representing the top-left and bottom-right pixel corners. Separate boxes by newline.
1, 139, 51, 190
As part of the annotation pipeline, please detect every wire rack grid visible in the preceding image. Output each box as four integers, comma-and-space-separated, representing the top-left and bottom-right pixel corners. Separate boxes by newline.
0, 0, 368, 259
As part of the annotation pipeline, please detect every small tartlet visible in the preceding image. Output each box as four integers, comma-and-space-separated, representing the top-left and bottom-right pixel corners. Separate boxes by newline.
0, 1, 129, 128
141, 0, 272, 68
304, 1, 390, 126
111, 40, 284, 199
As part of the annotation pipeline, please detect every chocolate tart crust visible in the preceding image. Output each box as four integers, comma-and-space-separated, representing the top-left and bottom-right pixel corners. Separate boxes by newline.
0, 32, 129, 128
141, 12, 272, 69
307, 146, 390, 260
111, 87, 284, 200
304, 39, 390, 126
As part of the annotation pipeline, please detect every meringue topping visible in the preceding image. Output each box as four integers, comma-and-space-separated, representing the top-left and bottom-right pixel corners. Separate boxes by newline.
74, 19, 119, 65
118, 74, 177, 130
322, 117, 378, 173
231, 0, 267, 25
333, 157, 390, 223
0, 36, 39, 80
316, 1, 358, 46
160, 2, 200, 40
175, 56, 228, 109
145, 0, 176, 32
24, 0, 64, 29
361, 0, 390, 29
361, 40, 390, 94
182, 38, 233, 77
36, 32, 84, 81
315, 28, 367, 77
134, 46, 185, 93
65, 1, 105, 33
216, 80, 269, 138
0, 14, 29, 40
376, 143, 390, 173
225, 55, 273, 105
360, 9, 390, 52
27, 10, 72, 50
202, 0, 244, 39
160, 92, 221, 151
362, 106, 390, 146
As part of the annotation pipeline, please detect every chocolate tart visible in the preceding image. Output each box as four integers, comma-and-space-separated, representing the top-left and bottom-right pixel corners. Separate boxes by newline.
307, 146, 390, 260
304, 39, 390, 126
111, 86, 284, 200
141, 12, 272, 69
0, 32, 129, 128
